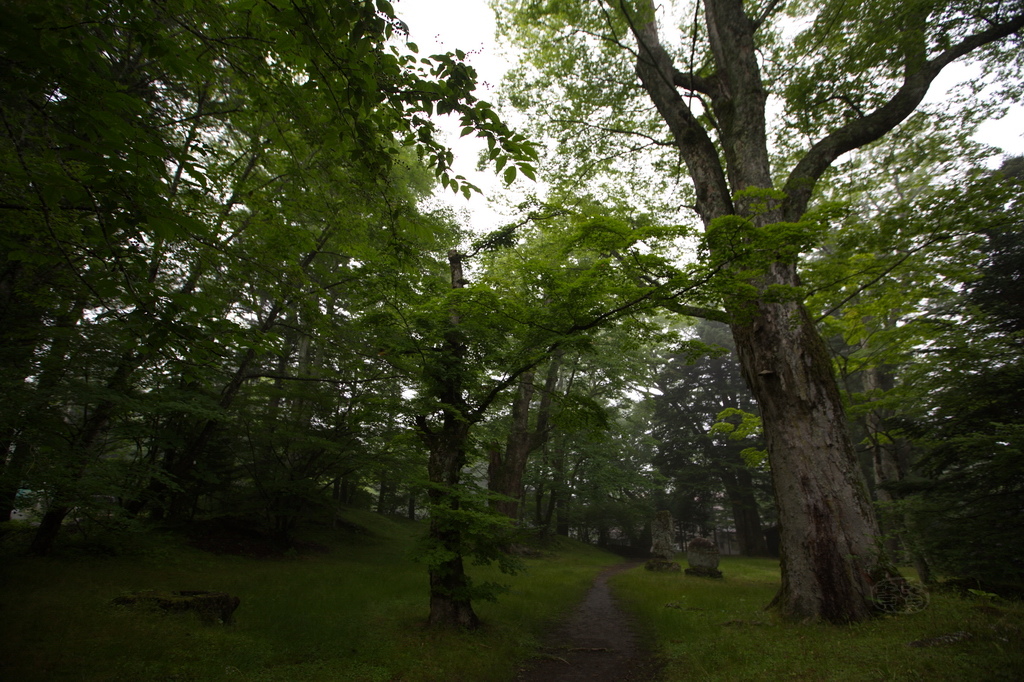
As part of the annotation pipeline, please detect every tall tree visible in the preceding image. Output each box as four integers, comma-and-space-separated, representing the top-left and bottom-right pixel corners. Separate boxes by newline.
651, 321, 771, 556
497, 0, 1024, 621
487, 351, 562, 521
891, 160, 1024, 585
799, 136, 1002, 576
0, 0, 537, 552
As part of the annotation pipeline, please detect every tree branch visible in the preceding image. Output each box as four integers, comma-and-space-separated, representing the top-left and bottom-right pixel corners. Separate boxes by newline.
552, 118, 676, 147
623, 0, 733, 223
751, 0, 786, 32
811, 235, 947, 322
782, 12, 1024, 222
240, 371, 402, 385
671, 68, 716, 96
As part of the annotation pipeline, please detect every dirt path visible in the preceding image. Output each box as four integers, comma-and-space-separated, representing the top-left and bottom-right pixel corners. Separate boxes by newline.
515, 561, 663, 682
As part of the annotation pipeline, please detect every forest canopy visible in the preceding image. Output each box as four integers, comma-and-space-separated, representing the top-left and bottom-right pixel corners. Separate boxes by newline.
1, 0, 1022, 628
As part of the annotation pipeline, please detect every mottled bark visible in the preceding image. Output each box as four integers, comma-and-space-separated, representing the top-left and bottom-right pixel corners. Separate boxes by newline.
730, 295, 884, 621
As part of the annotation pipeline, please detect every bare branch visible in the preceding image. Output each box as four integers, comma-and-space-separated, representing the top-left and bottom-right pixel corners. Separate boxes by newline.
811, 234, 949, 322
751, 0, 786, 31
622, 0, 732, 222
551, 118, 676, 147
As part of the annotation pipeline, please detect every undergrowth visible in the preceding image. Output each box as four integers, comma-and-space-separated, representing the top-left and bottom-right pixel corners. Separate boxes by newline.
612, 557, 1024, 682
0, 510, 616, 682
5, 519, 1021, 682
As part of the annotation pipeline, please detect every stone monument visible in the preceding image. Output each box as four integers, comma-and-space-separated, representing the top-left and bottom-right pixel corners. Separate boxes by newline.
684, 536, 722, 578
645, 510, 681, 572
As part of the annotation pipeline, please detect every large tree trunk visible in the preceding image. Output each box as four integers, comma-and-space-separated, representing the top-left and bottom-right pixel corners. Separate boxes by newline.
624, 0, 1022, 619
628, 0, 900, 621
730, 294, 885, 621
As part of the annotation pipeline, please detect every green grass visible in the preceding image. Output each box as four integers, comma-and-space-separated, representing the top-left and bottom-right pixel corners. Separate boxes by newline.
0, 512, 618, 682
612, 557, 1024, 682
7, 522, 1022, 682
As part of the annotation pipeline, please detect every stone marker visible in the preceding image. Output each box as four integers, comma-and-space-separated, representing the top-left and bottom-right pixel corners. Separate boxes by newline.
645, 510, 681, 572
685, 537, 722, 578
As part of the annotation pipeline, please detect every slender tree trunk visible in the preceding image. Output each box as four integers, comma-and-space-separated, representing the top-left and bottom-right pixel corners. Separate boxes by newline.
488, 350, 561, 520
555, 495, 569, 537
29, 359, 134, 555
861, 364, 932, 582
338, 475, 357, 505
733, 465, 767, 556
0, 302, 83, 523
533, 480, 545, 528
377, 479, 394, 515
862, 364, 905, 557
0, 440, 32, 524
715, 454, 767, 556
29, 506, 71, 555
540, 488, 557, 536
488, 371, 535, 518
418, 251, 481, 629
424, 425, 479, 628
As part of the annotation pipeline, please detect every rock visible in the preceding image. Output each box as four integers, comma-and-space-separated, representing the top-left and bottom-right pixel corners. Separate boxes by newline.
685, 537, 722, 579
649, 510, 676, 560
112, 590, 240, 624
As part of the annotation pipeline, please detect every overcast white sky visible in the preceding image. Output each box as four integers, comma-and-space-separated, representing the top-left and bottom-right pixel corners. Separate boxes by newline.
396, 0, 512, 231
395, 0, 1024, 230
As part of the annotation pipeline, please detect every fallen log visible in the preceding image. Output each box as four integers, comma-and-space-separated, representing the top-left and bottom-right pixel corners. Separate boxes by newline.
112, 590, 240, 624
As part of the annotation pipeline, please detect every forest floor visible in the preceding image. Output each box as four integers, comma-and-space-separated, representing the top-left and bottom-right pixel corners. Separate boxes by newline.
515, 560, 664, 682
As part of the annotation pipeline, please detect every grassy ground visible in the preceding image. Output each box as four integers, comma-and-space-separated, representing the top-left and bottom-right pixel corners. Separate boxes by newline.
611, 557, 1024, 682
0, 511, 618, 682
5, 520, 1022, 682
